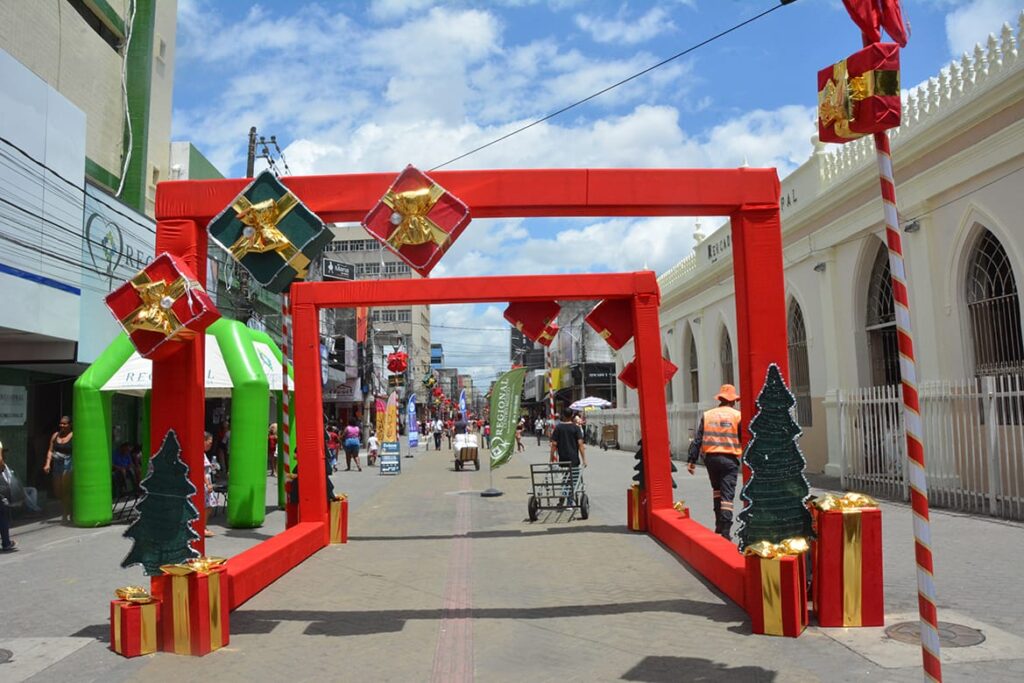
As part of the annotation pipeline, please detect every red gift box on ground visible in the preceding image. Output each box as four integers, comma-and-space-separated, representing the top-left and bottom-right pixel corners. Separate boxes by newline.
330, 495, 348, 544
362, 165, 471, 278
811, 493, 884, 627
618, 357, 678, 390
504, 301, 561, 344
818, 42, 900, 144
105, 252, 219, 360
586, 299, 634, 350
627, 485, 647, 532
110, 588, 160, 657
151, 558, 230, 656
744, 539, 809, 637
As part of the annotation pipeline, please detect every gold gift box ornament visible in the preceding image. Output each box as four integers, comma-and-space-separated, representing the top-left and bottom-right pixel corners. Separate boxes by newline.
121, 272, 203, 338
112, 586, 159, 656
229, 193, 311, 277
744, 538, 809, 637
383, 184, 451, 250
156, 556, 228, 656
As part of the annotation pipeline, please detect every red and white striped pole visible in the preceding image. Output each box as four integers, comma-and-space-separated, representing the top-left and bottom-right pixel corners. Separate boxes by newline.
872, 130, 942, 682
280, 292, 292, 477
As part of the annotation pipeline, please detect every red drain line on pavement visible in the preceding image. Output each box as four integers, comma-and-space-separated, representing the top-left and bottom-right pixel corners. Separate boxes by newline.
431, 472, 474, 682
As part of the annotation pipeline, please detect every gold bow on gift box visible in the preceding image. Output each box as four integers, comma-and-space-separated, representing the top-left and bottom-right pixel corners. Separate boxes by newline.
115, 585, 155, 604
383, 184, 450, 250
159, 556, 227, 576
818, 60, 899, 139
673, 501, 687, 516
229, 194, 311, 277
121, 272, 202, 337
743, 537, 810, 559
810, 492, 877, 512
333, 494, 347, 502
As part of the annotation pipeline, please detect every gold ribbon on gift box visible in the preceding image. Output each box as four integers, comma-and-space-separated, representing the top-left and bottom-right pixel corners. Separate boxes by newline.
629, 484, 642, 530
811, 492, 877, 626
819, 60, 899, 139
383, 184, 450, 250
330, 497, 346, 544
673, 500, 687, 516
120, 272, 203, 337
744, 538, 809, 636
113, 586, 158, 655
229, 194, 311, 277
159, 557, 227, 655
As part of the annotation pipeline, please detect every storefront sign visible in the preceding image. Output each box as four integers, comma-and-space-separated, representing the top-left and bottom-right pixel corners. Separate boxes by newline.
0, 385, 27, 426
322, 258, 355, 281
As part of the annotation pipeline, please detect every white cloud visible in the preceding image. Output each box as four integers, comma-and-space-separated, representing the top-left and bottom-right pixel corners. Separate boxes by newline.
575, 7, 677, 45
369, 0, 437, 21
944, 0, 1024, 56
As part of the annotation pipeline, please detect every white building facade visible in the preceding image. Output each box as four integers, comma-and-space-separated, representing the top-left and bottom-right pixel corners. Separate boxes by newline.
606, 17, 1024, 518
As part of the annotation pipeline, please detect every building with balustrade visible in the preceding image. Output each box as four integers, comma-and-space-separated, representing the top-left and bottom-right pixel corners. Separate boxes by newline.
605, 16, 1024, 518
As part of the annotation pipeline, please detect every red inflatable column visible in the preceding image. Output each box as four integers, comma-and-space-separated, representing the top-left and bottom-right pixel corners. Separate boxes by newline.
151, 219, 208, 553
631, 275, 673, 513
730, 204, 788, 457
290, 293, 328, 536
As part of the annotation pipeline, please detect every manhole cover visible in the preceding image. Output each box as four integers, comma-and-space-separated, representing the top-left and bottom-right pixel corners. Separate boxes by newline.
0, 648, 12, 664
885, 621, 986, 648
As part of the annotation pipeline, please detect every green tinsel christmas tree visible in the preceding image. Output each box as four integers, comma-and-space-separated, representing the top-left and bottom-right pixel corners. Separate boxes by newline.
121, 430, 200, 575
736, 363, 814, 551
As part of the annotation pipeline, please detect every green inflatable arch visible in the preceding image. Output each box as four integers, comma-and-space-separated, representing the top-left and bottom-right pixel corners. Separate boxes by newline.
72, 318, 294, 528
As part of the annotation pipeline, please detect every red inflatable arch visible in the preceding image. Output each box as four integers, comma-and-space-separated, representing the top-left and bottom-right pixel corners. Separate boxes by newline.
152, 168, 786, 612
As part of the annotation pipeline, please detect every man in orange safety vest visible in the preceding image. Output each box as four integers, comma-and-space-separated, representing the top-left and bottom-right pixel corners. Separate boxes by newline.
687, 384, 742, 540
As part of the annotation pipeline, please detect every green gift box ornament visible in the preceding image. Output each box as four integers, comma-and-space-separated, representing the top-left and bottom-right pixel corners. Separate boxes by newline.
208, 171, 333, 293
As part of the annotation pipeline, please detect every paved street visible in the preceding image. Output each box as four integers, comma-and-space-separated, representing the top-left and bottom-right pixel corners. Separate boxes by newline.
3, 438, 1024, 682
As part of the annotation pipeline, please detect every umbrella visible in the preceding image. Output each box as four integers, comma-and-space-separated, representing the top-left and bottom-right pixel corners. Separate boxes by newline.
569, 396, 612, 411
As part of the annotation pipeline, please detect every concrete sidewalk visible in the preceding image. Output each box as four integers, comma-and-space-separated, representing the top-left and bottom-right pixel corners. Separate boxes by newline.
2, 439, 1023, 681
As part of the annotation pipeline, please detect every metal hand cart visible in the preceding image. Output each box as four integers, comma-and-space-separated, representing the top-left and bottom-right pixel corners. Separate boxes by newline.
527, 462, 589, 521
454, 434, 481, 471
600, 424, 619, 450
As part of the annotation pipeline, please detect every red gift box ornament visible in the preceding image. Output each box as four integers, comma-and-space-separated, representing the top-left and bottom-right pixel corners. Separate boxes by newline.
106, 252, 219, 360
387, 350, 409, 374
362, 165, 471, 277
504, 301, 561, 344
585, 299, 634, 350
744, 537, 810, 637
810, 492, 884, 627
818, 42, 901, 144
151, 556, 230, 656
618, 357, 678, 390
110, 586, 160, 657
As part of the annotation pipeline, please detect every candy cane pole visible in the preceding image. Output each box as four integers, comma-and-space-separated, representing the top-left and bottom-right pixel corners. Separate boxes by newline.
872, 130, 941, 682
281, 292, 292, 479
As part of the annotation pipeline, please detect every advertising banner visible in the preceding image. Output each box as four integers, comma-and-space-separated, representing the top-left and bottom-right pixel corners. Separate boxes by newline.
407, 394, 419, 448
488, 368, 527, 470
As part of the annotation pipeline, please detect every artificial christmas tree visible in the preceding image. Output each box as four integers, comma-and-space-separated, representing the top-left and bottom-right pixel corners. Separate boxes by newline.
736, 364, 814, 551
121, 430, 200, 575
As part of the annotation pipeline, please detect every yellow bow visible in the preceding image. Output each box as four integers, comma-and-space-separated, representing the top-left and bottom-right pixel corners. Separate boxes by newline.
333, 493, 347, 501
120, 272, 199, 337
743, 537, 810, 558
819, 60, 899, 139
160, 556, 228, 577
228, 194, 310, 277
810, 492, 878, 512
115, 585, 155, 604
382, 184, 449, 249
673, 501, 687, 514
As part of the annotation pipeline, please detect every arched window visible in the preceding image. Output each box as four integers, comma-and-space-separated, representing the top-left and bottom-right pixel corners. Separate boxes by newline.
719, 327, 734, 387
787, 299, 812, 426
865, 244, 901, 386
966, 229, 1024, 375
685, 325, 700, 403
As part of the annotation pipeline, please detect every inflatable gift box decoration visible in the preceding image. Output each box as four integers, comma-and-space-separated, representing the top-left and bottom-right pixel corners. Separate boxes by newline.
618, 357, 678, 390
744, 538, 810, 637
503, 301, 561, 345
586, 299, 634, 350
151, 557, 230, 656
818, 42, 901, 144
362, 165, 472, 278
110, 586, 161, 657
208, 170, 333, 293
105, 252, 219, 360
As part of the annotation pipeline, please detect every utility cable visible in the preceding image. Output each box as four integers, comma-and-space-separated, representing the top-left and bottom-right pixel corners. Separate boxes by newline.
429, 0, 795, 171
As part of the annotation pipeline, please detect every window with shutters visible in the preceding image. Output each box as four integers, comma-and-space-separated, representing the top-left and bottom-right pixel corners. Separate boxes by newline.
787, 299, 812, 426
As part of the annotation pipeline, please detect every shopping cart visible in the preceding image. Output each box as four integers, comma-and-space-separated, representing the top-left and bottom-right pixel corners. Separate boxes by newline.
527, 462, 589, 521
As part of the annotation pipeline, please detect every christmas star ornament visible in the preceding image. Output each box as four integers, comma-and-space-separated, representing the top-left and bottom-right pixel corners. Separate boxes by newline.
362, 165, 471, 277
208, 170, 333, 293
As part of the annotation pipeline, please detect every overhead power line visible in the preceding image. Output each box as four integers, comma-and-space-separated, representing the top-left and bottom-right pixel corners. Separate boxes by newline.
429, 0, 796, 171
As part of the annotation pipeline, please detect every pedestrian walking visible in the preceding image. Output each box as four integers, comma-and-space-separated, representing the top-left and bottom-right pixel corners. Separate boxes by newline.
549, 408, 587, 500
433, 418, 443, 451
267, 424, 278, 476
687, 384, 743, 540
535, 416, 544, 445
203, 432, 217, 537
43, 415, 73, 523
367, 430, 379, 466
483, 421, 491, 449
515, 418, 525, 452
326, 423, 341, 472
1, 441, 22, 551
342, 418, 363, 471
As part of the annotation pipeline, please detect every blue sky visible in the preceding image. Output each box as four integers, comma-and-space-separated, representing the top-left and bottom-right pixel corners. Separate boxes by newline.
172, 0, 1024, 383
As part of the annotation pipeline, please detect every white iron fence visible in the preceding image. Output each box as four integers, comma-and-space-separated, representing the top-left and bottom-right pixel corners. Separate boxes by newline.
838, 375, 1024, 519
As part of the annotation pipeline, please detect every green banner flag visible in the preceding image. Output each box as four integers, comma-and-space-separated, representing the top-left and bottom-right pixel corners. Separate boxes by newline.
489, 367, 527, 470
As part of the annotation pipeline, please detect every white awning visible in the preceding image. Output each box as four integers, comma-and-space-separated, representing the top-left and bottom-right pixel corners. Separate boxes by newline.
253, 341, 284, 391
102, 336, 234, 397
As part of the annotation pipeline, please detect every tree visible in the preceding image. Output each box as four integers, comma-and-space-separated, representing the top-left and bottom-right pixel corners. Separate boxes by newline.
121, 430, 200, 575
736, 363, 814, 550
